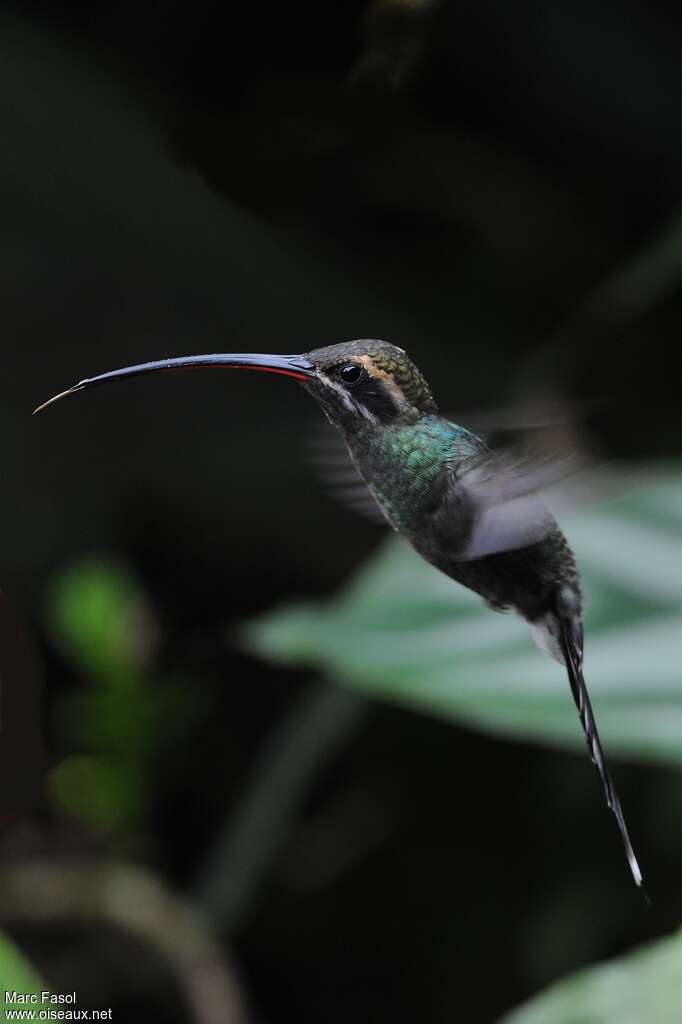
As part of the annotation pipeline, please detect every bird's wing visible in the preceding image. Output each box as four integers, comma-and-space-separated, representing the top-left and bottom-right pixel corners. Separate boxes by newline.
310, 415, 584, 544
557, 613, 644, 890
452, 450, 581, 559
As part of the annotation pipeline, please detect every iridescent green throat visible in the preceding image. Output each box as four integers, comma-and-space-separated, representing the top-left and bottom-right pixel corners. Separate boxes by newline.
351, 415, 484, 531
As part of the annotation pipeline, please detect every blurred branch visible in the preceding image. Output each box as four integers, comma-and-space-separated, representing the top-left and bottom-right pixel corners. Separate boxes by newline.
193, 681, 369, 934
576, 208, 682, 323
521, 207, 682, 391
0, 861, 247, 1024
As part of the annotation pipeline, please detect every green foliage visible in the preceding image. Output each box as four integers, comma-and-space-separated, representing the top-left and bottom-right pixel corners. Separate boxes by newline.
46, 560, 154, 682
244, 467, 682, 765
49, 753, 142, 832
498, 928, 682, 1024
0, 931, 46, 1007
45, 559, 204, 838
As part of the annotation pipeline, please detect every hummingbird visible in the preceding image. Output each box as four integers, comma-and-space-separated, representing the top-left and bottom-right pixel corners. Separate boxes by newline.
36, 338, 643, 889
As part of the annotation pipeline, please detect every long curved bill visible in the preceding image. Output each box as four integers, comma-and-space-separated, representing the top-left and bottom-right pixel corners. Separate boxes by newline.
33, 353, 317, 414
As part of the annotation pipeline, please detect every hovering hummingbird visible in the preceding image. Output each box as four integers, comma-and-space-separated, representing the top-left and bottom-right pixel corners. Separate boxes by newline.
36, 338, 643, 888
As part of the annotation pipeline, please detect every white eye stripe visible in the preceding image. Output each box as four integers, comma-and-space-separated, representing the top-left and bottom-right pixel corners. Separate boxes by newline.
354, 401, 378, 424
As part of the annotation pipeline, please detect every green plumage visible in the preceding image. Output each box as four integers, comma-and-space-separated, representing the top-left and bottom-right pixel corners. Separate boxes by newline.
358, 417, 483, 532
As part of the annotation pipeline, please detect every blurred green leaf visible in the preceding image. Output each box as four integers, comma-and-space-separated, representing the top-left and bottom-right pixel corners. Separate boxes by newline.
45, 558, 207, 837
55, 687, 163, 754
244, 466, 682, 765
45, 560, 155, 683
498, 928, 682, 1024
49, 753, 142, 831
0, 930, 46, 1007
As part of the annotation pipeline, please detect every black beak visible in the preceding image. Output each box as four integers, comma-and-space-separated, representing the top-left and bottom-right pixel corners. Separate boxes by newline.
33, 353, 317, 414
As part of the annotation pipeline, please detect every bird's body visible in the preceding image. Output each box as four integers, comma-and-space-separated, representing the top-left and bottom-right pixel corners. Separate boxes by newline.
330, 410, 574, 617
36, 337, 643, 889
306, 340, 581, 639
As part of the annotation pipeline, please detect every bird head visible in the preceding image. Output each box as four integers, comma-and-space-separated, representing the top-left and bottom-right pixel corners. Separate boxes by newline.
303, 339, 437, 429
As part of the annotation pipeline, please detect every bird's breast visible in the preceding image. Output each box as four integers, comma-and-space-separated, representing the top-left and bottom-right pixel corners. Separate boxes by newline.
359, 449, 450, 532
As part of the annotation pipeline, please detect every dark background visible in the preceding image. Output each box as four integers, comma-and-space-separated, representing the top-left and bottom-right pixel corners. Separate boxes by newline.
0, 1, 681, 1021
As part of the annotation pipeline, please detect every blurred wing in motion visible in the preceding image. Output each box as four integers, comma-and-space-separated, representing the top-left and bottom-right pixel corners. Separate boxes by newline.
452, 396, 593, 452
310, 411, 588, 550
456, 449, 583, 559
308, 422, 389, 525
448, 395, 593, 558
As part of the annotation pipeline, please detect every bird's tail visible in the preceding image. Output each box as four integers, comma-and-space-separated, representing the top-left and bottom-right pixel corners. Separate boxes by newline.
557, 612, 644, 890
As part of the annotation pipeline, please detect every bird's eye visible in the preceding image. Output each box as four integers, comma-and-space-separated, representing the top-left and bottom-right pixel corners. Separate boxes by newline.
339, 363, 364, 386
